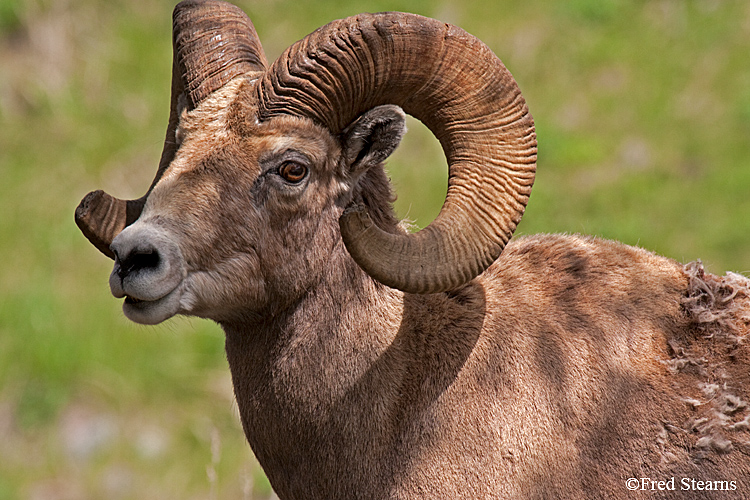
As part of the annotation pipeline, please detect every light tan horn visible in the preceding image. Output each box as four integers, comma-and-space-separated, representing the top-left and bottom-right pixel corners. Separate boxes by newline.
257, 12, 537, 293
75, 0, 267, 258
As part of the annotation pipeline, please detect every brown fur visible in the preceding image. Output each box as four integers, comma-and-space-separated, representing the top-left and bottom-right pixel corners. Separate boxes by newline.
102, 77, 750, 498
221, 227, 750, 498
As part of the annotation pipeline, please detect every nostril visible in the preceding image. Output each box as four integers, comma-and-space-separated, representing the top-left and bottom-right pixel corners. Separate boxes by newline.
108, 225, 184, 303
117, 248, 161, 280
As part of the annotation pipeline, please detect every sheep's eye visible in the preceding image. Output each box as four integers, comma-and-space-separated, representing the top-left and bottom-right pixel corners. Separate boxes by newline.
278, 161, 308, 183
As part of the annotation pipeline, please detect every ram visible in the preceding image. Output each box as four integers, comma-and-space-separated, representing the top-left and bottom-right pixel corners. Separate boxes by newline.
75, 1, 750, 498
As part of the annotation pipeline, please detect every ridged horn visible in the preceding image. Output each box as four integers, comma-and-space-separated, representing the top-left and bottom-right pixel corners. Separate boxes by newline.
257, 12, 537, 293
75, 0, 267, 258
173, 0, 268, 109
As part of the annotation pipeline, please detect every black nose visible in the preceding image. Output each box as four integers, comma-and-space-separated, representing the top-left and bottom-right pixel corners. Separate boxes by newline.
115, 246, 161, 280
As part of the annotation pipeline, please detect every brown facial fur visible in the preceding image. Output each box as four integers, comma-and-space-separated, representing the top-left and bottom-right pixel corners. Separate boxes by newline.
136, 78, 396, 323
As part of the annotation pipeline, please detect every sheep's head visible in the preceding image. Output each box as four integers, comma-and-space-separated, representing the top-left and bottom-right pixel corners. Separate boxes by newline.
75, 0, 537, 325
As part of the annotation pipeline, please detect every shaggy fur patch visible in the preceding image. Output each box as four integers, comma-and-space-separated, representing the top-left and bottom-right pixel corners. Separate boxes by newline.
669, 261, 750, 458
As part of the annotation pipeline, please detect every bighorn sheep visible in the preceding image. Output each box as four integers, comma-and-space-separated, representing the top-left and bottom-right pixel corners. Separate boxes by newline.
75, 1, 750, 498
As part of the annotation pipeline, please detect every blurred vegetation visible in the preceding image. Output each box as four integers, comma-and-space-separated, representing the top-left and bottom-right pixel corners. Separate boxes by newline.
0, 0, 748, 498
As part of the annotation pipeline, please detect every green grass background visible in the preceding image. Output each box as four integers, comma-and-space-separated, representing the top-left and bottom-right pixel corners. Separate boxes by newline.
1, 0, 748, 498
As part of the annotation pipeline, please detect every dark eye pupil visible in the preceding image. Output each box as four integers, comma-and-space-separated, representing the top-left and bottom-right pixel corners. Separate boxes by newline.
280, 162, 307, 183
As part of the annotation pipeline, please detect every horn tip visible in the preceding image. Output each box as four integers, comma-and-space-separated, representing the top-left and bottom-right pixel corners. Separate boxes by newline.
74, 190, 121, 260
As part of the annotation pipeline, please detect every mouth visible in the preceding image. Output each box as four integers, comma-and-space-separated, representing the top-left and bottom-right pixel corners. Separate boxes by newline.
108, 222, 188, 325
120, 285, 184, 325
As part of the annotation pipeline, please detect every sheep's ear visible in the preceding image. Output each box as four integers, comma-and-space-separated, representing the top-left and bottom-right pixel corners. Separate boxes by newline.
341, 105, 406, 175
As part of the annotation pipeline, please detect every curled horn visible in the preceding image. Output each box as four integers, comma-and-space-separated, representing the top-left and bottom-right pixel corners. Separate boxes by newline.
257, 13, 537, 293
75, 0, 267, 258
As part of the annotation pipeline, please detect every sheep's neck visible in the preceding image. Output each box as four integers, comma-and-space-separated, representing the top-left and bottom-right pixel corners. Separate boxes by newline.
221, 254, 406, 492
